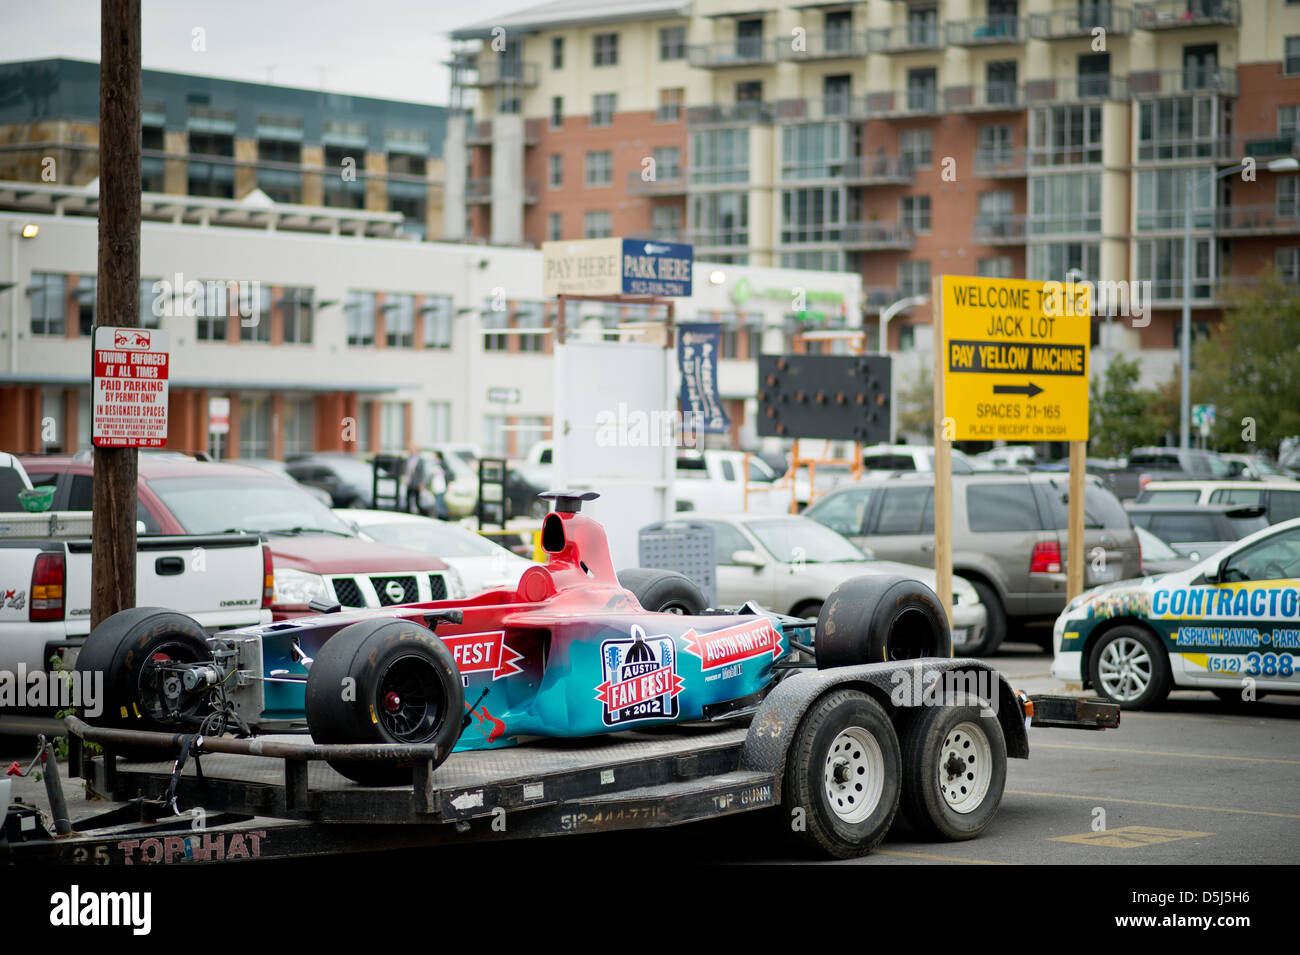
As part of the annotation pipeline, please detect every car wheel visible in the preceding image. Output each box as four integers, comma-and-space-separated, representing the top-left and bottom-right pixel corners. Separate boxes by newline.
616, 569, 707, 614
306, 619, 464, 786
900, 701, 1007, 841
1088, 625, 1171, 710
966, 580, 1006, 656
782, 689, 901, 859
815, 575, 952, 669
790, 600, 823, 621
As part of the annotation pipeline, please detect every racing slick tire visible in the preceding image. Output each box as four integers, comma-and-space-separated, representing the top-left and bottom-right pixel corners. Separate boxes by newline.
783, 689, 901, 859
617, 568, 708, 615
962, 579, 1006, 656
815, 575, 952, 669
1087, 625, 1171, 710
306, 619, 464, 786
76, 608, 214, 743
899, 700, 1007, 841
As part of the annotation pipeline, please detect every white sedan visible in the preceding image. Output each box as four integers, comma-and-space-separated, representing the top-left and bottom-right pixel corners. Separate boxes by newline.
336, 509, 537, 596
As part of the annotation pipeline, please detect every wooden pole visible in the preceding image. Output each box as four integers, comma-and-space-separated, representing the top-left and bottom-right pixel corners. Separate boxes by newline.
931, 275, 953, 638
1067, 439, 1086, 601
91, 0, 142, 628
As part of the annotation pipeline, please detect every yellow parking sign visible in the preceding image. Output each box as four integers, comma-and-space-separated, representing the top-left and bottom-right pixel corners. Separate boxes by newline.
941, 276, 1091, 442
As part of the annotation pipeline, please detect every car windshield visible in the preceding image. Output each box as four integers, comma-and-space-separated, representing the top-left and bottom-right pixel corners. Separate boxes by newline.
1134, 525, 1180, 560
360, 520, 505, 557
744, 518, 867, 564
149, 475, 356, 536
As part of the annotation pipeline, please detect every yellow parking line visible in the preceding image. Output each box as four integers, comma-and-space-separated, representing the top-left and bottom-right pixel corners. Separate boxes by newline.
1007, 790, 1300, 820
1031, 742, 1300, 766
875, 849, 1013, 865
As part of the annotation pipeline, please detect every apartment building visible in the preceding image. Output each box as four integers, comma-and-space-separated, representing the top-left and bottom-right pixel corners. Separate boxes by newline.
446, 0, 1300, 391
0, 58, 447, 239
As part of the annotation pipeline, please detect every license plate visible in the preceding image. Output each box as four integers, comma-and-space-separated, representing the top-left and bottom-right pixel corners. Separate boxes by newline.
1090, 565, 1118, 584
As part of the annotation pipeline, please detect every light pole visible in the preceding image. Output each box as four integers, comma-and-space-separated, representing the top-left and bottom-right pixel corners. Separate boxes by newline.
1180, 156, 1299, 449
877, 292, 928, 354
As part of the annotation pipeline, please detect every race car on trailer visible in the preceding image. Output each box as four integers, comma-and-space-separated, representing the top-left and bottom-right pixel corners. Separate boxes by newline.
6, 491, 1120, 862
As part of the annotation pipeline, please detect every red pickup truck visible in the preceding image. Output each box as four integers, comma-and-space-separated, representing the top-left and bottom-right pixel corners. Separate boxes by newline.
21, 454, 462, 619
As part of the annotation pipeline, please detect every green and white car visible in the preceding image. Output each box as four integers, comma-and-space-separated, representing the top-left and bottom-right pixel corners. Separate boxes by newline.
1051, 517, 1300, 709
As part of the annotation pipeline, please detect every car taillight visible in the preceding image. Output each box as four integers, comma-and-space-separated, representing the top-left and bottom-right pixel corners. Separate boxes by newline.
1030, 541, 1062, 575
261, 544, 275, 609
30, 552, 66, 622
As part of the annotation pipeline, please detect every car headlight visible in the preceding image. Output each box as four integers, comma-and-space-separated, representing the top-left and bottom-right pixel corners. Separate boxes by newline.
273, 568, 331, 608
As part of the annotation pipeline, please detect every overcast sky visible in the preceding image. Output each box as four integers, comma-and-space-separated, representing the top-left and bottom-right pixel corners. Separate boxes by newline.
0, 0, 524, 105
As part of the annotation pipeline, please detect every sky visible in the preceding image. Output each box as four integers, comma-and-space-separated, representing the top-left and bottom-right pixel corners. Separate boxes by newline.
0, 0, 526, 105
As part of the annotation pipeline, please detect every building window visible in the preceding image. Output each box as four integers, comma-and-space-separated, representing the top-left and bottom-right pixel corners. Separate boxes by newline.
781, 122, 845, 181
197, 282, 229, 342
899, 261, 931, 298
283, 397, 314, 458
483, 415, 509, 457
239, 396, 271, 459
1028, 242, 1100, 282
139, 278, 162, 329
186, 106, 236, 199
901, 195, 931, 233
977, 124, 1014, 167
483, 310, 509, 351
74, 276, 96, 337
242, 285, 272, 344
1032, 103, 1104, 166
1136, 167, 1215, 230
548, 153, 563, 189
346, 290, 376, 347
592, 93, 616, 127
1286, 37, 1300, 75
388, 181, 428, 239
585, 150, 613, 187
552, 36, 564, 69
781, 187, 844, 244
653, 146, 682, 181
736, 17, 765, 58
692, 192, 749, 247
658, 88, 684, 122
899, 128, 932, 169
29, 273, 66, 337
906, 68, 937, 111
423, 296, 453, 349
551, 96, 563, 129
986, 60, 1018, 106
977, 256, 1013, 278
1137, 96, 1221, 161
735, 80, 764, 118
256, 113, 303, 203
1029, 173, 1102, 234
651, 204, 682, 237
385, 293, 415, 347
279, 287, 313, 344
380, 402, 406, 449
593, 33, 619, 66
1280, 105, 1300, 149
1276, 247, 1300, 283
1137, 238, 1213, 301
660, 25, 686, 60
1279, 177, 1299, 218
323, 144, 366, 209
691, 128, 750, 185
585, 210, 614, 238
547, 212, 563, 240
516, 301, 546, 353
429, 402, 451, 443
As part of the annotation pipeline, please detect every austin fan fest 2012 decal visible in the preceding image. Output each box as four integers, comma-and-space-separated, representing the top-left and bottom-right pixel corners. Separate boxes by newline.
596, 625, 684, 726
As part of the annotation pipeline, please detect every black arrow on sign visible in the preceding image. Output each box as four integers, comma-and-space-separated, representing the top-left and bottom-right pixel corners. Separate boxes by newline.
993, 382, 1044, 399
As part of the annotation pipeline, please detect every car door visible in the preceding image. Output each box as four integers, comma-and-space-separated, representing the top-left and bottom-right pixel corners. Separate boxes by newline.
1148, 512, 1229, 560
805, 487, 877, 550
699, 519, 779, 608
861, 484, 933, 566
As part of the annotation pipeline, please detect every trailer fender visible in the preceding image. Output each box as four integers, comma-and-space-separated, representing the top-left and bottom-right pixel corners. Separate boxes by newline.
741, 659, 1029, 799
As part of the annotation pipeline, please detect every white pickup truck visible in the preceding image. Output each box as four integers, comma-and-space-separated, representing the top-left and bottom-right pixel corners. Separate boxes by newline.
0, 509, 273, 676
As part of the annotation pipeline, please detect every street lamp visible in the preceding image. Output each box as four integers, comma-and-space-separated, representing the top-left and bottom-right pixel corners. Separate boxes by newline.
1180, 156, 1299, 449
877, 293, 929, 354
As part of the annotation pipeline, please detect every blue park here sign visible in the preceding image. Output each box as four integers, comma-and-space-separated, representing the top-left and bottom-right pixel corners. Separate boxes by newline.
621, 239, 693, 297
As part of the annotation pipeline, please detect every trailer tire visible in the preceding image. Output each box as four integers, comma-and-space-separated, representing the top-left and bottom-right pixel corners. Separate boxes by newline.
306, 619, 463, 786
816, 575, 952, 668
617, 569, 707, 614
76, 608, 213, 740
900, 702, 1007, 841
782, 688, 901, 859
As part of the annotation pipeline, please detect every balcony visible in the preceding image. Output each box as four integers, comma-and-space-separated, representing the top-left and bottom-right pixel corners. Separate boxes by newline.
687, 102, 775, 125
465, 121, 493, 146
946, 16, 1025, 46
1133, 0, 1240, 30
687, 38, 777, 69
973, 147, 1027, 177
944, 83, 1024, 113
1024, 74, 1128, 102
688, 228, 750, 249
1028, 6, 1133, 38
842, 221, 915, 250
773, 96, 870, 123
972, 214, 1028, 244
842, 155, 915, 185
626, 170, 687, 197
866, 23, 943, 53
466, 178, 538, 204
866, 89, 942, 118
461, 59, 539, 88
1129, 67, 1237, 97
1216, 204, 1300, 236
777, 31, 870, 62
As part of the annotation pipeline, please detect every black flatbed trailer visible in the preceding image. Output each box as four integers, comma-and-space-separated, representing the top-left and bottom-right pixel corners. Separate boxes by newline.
2, 661, 1121, 865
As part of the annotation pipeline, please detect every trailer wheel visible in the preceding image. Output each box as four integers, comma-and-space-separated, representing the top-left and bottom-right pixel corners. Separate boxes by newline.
617, 569, 707, 614
816, 575, 952, 668
76, 607, 213, 736
306, 619, 463, 786
782, 689, 901, 858
900, 702, 1007, 841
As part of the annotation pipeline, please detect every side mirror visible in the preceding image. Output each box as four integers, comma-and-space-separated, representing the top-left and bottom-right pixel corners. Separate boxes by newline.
731, 549, 767, 569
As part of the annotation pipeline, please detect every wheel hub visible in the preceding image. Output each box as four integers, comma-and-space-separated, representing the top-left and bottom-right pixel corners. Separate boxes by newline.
943, 752, 965, 779
938, 722, 993, 815
383, 690, 402, 713
831, 757, 851, 785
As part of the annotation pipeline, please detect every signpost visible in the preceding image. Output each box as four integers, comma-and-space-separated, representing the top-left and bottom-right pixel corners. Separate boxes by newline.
934, 276, 1092, 630
92, 327, 170, 448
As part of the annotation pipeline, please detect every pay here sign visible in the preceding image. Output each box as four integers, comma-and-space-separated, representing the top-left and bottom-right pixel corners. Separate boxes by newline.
941, 276, 1091, 442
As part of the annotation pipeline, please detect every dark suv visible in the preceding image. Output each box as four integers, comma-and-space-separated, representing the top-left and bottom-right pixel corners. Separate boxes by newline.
803, 472, 1140, 654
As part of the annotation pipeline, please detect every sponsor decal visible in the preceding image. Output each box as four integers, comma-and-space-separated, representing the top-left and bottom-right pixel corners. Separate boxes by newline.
443, 631, 524, 680
1151, 584, 1300, 621
595, 625, 683, 726
681, 618, 782, 671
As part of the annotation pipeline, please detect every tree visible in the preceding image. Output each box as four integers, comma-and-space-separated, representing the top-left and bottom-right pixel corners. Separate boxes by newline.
896, 366, 933, 439
1088, 355, 1170, 458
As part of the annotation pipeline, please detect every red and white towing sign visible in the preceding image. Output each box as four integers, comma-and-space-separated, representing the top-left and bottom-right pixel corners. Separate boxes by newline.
92, 326, 170, 448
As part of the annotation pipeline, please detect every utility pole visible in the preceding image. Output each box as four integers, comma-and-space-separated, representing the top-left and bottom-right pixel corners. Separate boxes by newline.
91, 0, 142, 628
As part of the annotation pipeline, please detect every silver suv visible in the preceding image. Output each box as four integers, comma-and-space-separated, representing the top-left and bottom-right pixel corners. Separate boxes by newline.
803, 471, 1140, 655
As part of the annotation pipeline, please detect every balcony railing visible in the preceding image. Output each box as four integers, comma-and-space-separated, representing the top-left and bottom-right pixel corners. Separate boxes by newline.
1028, 6, 1133, 38
866, 23, 943, 53
842, 221, 915, 249
1025, 75, 1128, 102
867, 89, 941, 118
687, 39, 777, 69
842, 155, 915, 185
462, 59, 539, 88
626, 170, 687, 197
1129, 67, 1238, 97
972, 214, 1028, 244
973, 147, 1027, 177
944, 83, 1024, 112
1216, 203, 1300, 235
687, 228, 750, 248
946, 16, 1025, 46
776, 30, 870, 61
1133, 0, 1240, 30
466, 178, 491, 203
687, 101, 775, 125
773, 96, 870, 123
